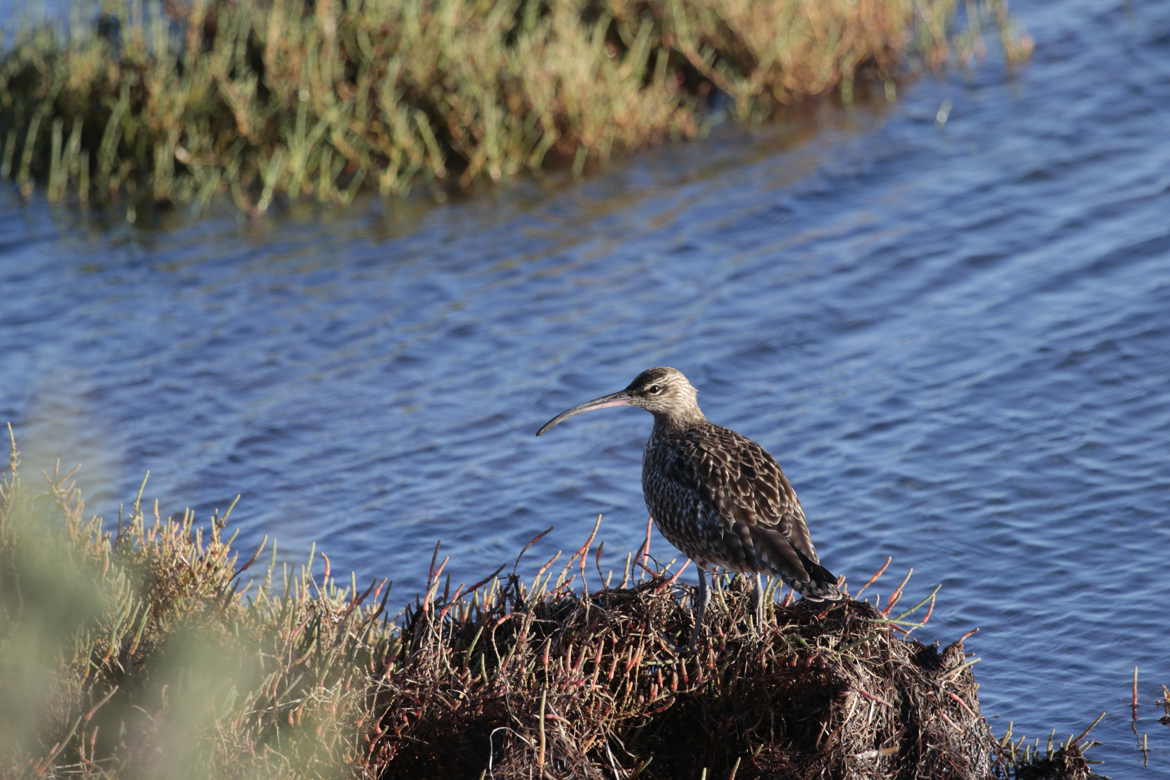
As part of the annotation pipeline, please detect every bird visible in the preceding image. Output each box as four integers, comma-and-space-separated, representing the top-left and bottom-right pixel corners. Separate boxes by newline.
536, 366, 841, 640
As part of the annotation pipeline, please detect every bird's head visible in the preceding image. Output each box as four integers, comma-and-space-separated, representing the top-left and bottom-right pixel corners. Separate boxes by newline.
536, 366, 703, 435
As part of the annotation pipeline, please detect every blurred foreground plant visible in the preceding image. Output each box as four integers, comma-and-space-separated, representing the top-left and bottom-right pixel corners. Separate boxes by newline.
0, 424, 386, 777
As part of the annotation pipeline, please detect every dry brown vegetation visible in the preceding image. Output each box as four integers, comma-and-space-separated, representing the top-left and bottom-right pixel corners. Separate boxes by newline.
1, 426, 1098, 778
0, 0, 1031, 213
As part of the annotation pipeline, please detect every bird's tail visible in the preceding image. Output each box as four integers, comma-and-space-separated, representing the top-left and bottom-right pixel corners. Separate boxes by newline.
794, 550, 843, 601
748, 525, 843, 602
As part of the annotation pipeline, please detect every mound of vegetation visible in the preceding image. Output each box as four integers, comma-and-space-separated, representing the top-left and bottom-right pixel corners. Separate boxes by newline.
382, 566, 988, 777
0, 428, 1096, 777
0, 0, 1031, 212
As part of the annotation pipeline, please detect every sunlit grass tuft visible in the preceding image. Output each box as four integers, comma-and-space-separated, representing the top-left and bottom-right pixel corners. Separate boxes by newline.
0, 425, 382, 777
0, 0, 1032, 213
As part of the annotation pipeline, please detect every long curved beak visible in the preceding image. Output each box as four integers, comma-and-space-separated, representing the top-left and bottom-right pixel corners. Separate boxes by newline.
536, 390, 633, 436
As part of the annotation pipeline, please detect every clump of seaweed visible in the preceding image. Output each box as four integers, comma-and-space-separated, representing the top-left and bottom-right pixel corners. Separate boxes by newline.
0, 0, 1032, 213
0, 425, 1096, 777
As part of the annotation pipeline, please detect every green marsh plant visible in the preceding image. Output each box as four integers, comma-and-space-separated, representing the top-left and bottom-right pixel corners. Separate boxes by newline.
0, 0, 1031, 213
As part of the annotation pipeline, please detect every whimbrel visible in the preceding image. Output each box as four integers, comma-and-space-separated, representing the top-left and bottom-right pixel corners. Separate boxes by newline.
536, 366, 841, 639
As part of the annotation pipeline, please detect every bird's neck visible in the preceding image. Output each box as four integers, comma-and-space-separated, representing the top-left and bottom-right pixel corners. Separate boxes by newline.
650, 405, 707, 433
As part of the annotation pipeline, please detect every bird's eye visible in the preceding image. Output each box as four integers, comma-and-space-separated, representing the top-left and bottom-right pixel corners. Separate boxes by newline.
646, 384, 662, 395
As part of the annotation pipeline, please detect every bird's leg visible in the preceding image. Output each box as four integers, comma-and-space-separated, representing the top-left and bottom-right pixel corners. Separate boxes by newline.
711, 569, 727, 610
753, 574, 766, 633
689, 567, 711, 646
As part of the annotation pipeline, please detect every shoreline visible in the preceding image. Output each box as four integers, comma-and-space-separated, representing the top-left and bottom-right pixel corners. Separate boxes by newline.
0, 430, 1100, 777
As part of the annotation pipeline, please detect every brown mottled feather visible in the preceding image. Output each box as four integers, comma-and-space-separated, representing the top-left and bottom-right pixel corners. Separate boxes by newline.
643, 419, 840, 600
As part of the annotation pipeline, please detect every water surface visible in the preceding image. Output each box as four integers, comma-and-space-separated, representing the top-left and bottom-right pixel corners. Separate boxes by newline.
3, 0, 1169, 773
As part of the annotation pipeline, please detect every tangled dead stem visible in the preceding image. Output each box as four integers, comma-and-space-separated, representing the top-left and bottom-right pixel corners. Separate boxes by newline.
377, 557, 998, 779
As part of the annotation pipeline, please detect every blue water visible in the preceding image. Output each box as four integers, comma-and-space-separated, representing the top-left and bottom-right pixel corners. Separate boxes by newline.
3, 0, 1169, 774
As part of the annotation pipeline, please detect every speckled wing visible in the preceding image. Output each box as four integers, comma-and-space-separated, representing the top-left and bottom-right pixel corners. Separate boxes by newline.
644, 423, 839, 598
